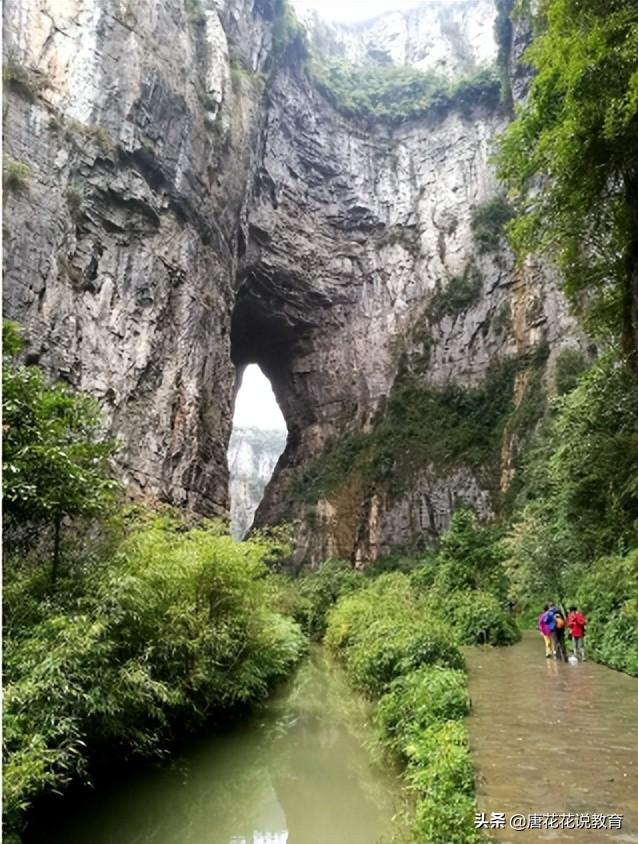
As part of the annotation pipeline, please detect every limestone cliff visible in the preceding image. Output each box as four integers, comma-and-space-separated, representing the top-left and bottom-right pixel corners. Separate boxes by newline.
228, 426, 286, 538
3, 0, 587, 566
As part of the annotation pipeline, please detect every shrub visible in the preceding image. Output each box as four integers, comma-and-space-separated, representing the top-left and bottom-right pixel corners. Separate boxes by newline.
413, 791, 483, 844
288, 559, 362, 638
2, 516, 306, 835
325, 574, 464, 695
443, 590, 520, 645
554, 346, 588, 395
471, 197, 514, 253
272, 0, 308, 66
376, 666, 470, 754
405, 720, 474, 796
3, 58, 47, 102
422, 508, 509, 599
3, 160, 32, 193
576, 550, 638, 676
427, 264, 483, 322
3, 323, 118, 580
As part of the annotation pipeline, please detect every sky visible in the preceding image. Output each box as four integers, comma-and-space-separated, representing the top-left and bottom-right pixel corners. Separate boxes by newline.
293, 0, 440, 23
233, 364, 287, 430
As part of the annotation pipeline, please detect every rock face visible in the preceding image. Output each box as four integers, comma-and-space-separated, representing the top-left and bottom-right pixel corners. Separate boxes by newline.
3, 0, 587, 565
3, 0, 275, 515
228, 426, 287, 539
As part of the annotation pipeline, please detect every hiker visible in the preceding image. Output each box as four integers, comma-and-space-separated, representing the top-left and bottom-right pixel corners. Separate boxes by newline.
538, 603, 553, 658
551, 603, 568, 662
567, 605, 587, 661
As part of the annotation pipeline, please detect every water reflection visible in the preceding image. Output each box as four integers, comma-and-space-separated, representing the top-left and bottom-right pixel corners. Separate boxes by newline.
27, 649, 400, 844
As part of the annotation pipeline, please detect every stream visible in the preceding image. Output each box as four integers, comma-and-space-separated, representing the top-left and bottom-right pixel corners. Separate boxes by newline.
25, 648, 402, 844
466, 631, 638, 843
24, 633, 638, 843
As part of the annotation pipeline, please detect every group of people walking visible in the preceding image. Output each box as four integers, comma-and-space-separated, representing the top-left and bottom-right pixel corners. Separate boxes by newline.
538, 603, 586, 662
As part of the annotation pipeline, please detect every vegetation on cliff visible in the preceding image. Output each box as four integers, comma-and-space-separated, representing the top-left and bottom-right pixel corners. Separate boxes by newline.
310, 59, 501, 123
493, 0, 638, 672
497, 0, 638, 371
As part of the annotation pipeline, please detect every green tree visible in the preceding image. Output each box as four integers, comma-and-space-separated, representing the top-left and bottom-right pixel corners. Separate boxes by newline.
497, 0, 638, 371
2, 322, 118, 580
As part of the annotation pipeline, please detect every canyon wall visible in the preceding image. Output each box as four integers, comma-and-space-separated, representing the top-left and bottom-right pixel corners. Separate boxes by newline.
228, 426, 286, 538
3, 0, 587, 565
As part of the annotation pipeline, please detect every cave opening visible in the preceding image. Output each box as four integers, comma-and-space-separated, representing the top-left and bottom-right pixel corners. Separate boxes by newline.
227, 363, 287, 540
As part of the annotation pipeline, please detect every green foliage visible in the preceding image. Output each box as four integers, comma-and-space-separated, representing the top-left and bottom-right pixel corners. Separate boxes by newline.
554, 347, 589, 395
3, 159, 32, 193
325, 574, 464, 696
310, 59, 501, 124
470, 197, 514, 254
376, 666, 470, 754
548, 355, 638, 556
291, 431, 371, 502
292, 358, 524, 503
3, 58, 47, 102
503, 352, 638, 670
285, 559, 362, 639
427, 264, 483, 322
324, 567, 485, 844
497, 0, 638, 366
409, 509, 520, 646
442, 590, 520, 646
3, 323, 118, 576
434, 509, 507, 596
413, 790, 483, 844
372, 361, 517, 487
272, 0, 308, 67
2, 515, 306, 834
576, 550, 638, 676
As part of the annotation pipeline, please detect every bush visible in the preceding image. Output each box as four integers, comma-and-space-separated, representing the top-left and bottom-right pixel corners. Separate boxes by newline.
554, 347, 588, 395
376, 667, 469, 754
324, 566, 485, 844
413, 791, 483, 844
576, 550, 638, 676
470, 197, 514, 253
325, 574, 464, 695
3, 58, 47, 102
287, 559, 362, 638
405, 720, 474, 795
427, 264, 483, 322
443, 590, 520, 645
418, 509, 509, 599
2, 515, 306, 835
3, 160, 31, 193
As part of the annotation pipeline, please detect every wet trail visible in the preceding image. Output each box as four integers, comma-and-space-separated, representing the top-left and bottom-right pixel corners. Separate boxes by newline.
466, 632, 638, 843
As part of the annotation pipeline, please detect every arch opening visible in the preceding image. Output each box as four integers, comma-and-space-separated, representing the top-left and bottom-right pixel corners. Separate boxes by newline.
227, 363, 287, 539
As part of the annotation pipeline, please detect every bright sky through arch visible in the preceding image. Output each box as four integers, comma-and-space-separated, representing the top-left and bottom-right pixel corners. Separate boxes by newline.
233, 364, 287, 431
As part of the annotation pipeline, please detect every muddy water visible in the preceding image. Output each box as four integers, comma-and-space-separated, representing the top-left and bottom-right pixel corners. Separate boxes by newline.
466, 632, 638, 843
26, 648, 402, 844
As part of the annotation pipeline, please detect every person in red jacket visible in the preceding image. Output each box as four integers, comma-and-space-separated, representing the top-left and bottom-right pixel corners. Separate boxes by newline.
567, 606, 587, 661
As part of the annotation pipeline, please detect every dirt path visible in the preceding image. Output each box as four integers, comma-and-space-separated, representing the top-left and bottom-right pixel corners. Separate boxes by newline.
465, 632, 638, 843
